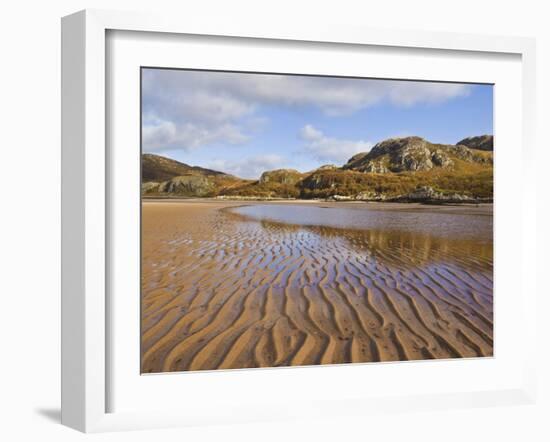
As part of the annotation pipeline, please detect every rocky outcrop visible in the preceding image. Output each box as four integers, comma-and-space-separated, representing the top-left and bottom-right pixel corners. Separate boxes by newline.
142, 182, 162, 194
431, 150, 454, 167
344, 137, 456, 173
161, 175, 214, 196
449, 144, 474, 161
315, 164, 339, 171
360, 160, 389, 173
355, 191, 387, 201
300, 171, 339, 191
142, 174, 215, 197
457, 135, 493, 151
391, 186, 491, 203
345, 152, 369, 167
344, 136, 495, 173
259, 169, 303, 185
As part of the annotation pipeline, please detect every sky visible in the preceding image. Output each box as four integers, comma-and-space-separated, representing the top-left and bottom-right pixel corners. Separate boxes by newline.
141, 68, 493, 179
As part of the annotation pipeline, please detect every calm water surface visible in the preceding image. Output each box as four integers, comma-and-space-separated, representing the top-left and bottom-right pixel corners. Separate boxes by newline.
229, 204, 493, 243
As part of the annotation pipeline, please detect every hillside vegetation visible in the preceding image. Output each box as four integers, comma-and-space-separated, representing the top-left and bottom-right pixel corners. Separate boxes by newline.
142, 135, 493, 202
141, 153, 251, 197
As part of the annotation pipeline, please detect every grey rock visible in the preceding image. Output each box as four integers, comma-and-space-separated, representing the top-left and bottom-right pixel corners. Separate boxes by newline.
161, 175, 214, 196
142, 181, 162, 194
343, 136, 495, 174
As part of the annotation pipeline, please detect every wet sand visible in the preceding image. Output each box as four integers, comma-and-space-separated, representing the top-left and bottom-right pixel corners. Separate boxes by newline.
141, 200, 493, 373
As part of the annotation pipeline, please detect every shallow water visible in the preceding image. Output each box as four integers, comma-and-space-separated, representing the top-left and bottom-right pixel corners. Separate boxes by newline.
229, 204, 493, 242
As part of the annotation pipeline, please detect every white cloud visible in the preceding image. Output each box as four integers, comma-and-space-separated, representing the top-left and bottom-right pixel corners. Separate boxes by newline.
142, 69, 472, 152
144, 70, 471, 113
206, 154, 285, 179
301, 124, 324, 141
142, 117, 248, 151
299, 124, 372, 164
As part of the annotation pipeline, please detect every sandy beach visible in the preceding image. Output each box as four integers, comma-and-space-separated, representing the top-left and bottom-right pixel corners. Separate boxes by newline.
141, 200, 493, 373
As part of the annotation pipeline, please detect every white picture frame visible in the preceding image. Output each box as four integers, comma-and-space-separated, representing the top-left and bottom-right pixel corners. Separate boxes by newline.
61, 9, 538, 433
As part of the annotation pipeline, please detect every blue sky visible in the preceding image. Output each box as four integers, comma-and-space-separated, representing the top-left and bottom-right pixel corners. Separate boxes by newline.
142, 68, 493, 179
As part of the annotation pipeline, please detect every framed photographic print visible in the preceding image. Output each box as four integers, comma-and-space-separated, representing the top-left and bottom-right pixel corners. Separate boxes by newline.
139, 67, 495, 374
61, 9, 538, 432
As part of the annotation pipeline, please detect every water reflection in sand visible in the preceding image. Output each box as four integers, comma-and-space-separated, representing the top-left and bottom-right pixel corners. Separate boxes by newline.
228, 204, 493, 270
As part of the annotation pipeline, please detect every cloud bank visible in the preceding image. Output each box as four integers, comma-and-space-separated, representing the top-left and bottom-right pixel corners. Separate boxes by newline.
141, 69, 472, 152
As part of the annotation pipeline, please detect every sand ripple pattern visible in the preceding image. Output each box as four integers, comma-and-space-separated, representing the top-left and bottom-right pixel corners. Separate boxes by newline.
141, 202, 493, 373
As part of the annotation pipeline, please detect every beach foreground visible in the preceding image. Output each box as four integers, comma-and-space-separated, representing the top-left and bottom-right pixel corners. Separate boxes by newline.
141, 200, 493, 373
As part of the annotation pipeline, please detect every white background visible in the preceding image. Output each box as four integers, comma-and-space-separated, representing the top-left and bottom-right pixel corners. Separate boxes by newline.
0, 0, 548, 441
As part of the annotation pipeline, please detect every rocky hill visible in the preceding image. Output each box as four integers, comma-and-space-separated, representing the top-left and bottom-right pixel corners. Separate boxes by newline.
343, 136, 492, 173
259, 169, 304, 185
142, 153, 250, 197
142, 135, 493, 202
456, 135, 493, 151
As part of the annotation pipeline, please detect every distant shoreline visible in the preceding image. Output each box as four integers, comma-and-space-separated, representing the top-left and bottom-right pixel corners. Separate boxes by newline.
142, 195, 493, 206
141, 198, 493, 216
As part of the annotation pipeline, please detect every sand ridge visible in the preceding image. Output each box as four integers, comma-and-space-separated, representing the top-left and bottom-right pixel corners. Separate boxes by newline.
141, 200, 493, 373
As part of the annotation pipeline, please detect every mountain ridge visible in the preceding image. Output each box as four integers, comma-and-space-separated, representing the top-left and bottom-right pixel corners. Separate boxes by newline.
456, 135, 493, 151
142, 153, 231, 182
